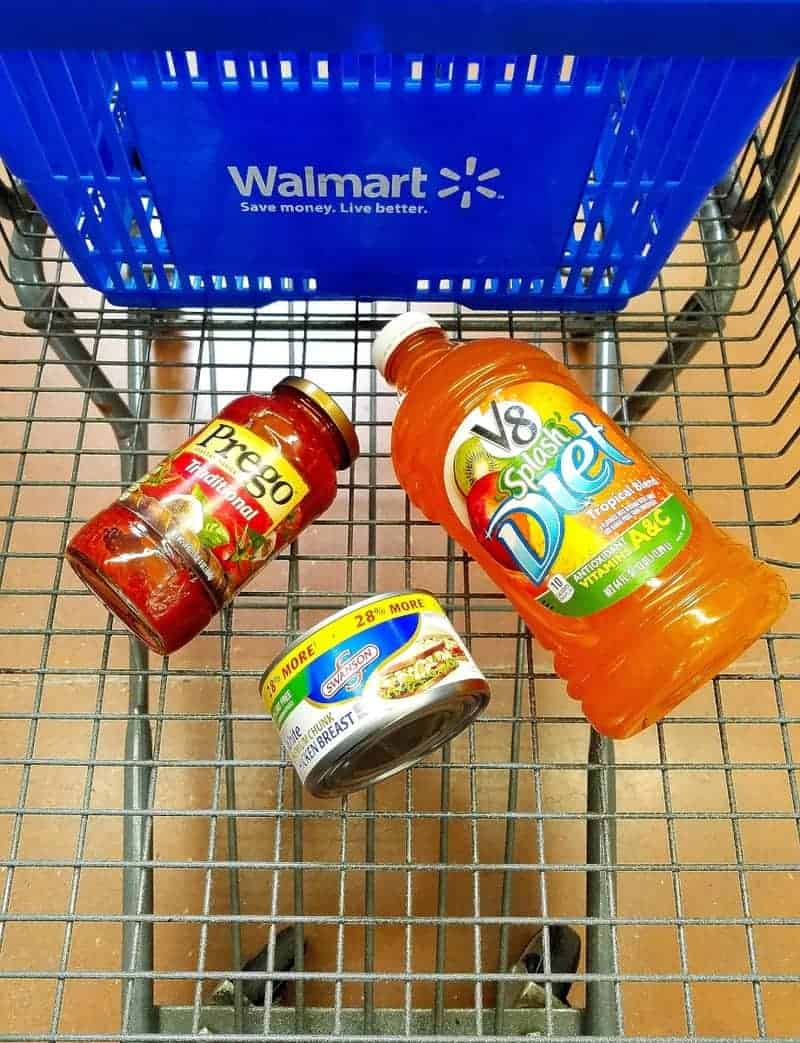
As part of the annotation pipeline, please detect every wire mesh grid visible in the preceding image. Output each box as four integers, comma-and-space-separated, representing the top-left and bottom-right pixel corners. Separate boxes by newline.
0, 70, 798, 1043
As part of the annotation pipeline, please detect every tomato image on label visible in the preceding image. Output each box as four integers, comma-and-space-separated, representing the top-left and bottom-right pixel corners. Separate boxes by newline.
444, 382, 693, 618
466, 472, 522, 574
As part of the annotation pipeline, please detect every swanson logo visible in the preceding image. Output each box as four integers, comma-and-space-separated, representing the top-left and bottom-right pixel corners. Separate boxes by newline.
320, 644, 380, 699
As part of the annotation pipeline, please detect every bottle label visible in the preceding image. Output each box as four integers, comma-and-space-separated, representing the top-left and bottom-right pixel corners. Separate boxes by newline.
123, 419, 309, 600
444, 382, 692, 617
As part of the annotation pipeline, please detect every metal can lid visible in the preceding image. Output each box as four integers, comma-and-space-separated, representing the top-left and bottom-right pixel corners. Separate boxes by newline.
306, 680, 489, 798
275, 376, 360, 469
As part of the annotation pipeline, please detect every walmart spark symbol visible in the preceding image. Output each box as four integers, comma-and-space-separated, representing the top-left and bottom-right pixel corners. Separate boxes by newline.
438, 156, 502, 209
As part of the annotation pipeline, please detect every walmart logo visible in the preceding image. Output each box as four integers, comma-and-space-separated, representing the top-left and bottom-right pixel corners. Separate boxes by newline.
228, 156, 504, 212
437, 156, 502, 209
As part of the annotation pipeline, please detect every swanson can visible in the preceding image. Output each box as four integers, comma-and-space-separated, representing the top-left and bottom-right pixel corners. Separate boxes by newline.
260, 591, 490, 797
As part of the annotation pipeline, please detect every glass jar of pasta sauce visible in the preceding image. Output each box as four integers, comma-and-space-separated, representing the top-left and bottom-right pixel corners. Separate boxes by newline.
67, 377, 359, 654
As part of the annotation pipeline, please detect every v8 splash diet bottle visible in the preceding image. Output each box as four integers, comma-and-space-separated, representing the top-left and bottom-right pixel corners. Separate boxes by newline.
373, 313, 788, 738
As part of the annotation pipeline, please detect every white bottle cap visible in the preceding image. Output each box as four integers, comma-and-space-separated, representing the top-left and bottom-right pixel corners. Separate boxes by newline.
372, 311, 442, 378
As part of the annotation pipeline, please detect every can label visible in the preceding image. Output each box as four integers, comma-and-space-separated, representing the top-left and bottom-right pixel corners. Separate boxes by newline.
261, 593, 485, 784
444, 381, 692, 617
124, 419, 308, 600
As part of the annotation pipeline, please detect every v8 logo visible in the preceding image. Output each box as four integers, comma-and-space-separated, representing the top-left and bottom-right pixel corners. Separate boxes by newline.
470, 400, 541, 456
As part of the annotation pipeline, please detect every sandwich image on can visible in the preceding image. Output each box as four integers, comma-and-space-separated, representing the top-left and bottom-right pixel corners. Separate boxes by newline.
376, 633, 468, 699
260, 590, 490, 797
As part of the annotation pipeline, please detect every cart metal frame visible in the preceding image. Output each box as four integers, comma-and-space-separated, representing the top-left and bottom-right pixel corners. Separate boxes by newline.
0, 67, 798, 1043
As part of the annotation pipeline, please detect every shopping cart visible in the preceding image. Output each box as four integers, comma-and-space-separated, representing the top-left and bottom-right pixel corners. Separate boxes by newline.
0, 60, 799, 1043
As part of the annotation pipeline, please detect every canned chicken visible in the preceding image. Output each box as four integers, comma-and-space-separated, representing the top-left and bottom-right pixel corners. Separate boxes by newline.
260, 591, 490, 797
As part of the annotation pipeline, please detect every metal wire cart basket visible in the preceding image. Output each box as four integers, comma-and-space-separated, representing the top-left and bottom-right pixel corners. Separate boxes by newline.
1, 55, 800, 1043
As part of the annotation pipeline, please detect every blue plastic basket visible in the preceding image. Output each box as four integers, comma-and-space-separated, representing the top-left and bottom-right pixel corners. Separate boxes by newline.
0, 2, 797, 310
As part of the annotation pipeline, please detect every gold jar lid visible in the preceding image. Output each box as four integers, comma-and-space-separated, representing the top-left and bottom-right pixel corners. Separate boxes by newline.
275, 376, 360, 469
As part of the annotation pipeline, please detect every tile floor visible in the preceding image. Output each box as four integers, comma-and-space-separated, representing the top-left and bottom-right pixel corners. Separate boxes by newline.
1, 130, 799, 1042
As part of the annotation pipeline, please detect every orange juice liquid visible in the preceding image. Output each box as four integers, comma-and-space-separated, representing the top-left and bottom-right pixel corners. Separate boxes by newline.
379, 319, 788, 738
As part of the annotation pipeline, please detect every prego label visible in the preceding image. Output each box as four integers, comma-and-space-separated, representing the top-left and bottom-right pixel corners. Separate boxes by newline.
443, 381, 692, 617
124, 419, 309, 602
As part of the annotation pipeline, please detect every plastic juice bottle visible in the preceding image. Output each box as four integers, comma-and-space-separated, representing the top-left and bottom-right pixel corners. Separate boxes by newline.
374, 312, 788, 738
